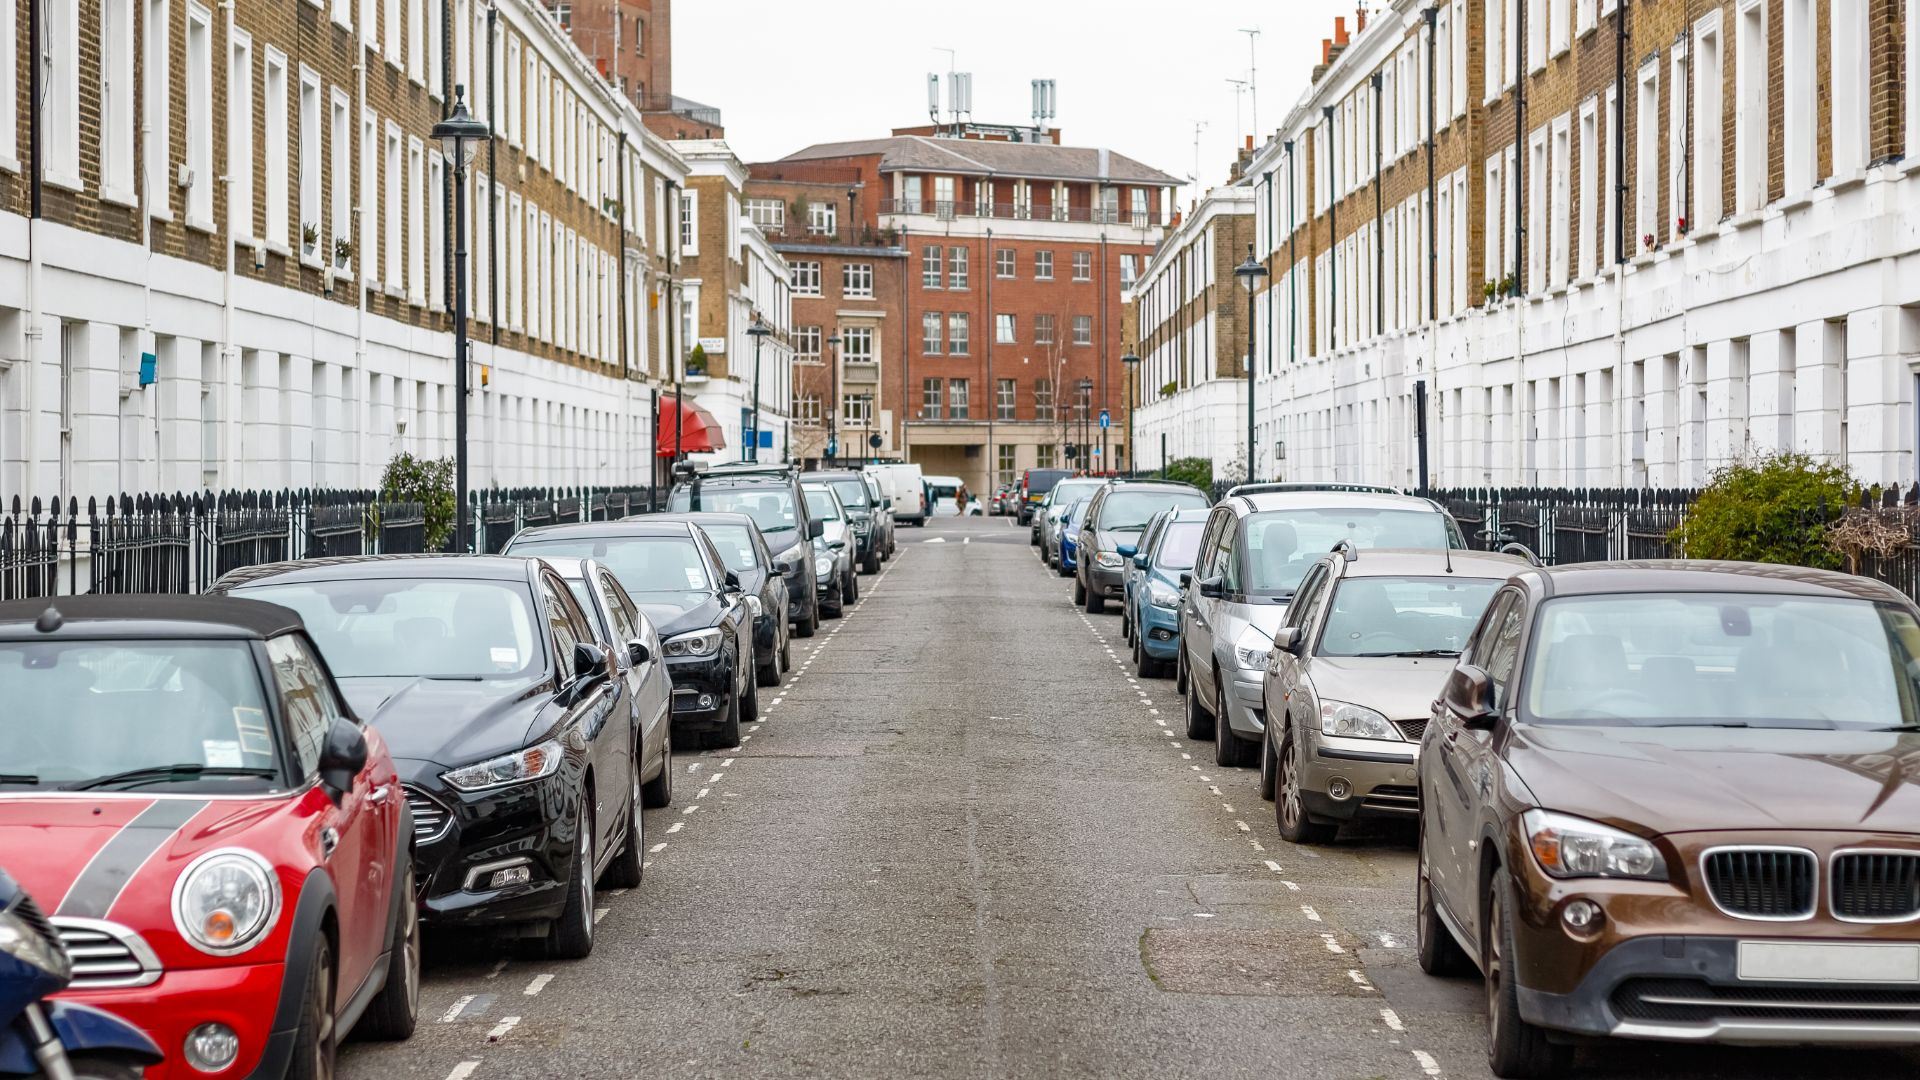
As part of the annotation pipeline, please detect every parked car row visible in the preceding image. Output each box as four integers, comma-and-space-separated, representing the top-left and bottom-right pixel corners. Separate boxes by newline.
0, 462, 896, 1079
1042, 480, 1920, 1077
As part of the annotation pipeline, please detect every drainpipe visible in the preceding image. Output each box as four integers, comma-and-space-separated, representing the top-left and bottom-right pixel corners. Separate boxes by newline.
354, 24, 369, 486
1514, 0, 1527, 299
1425, 5, 1438, 322
1614, 1, 1628, 267
487, 2, 498, 346
23, 0, 42, 493
1370, 71, 1383, 336
220, 0, 239, 487
1323, 105, 1337, 348
1286, 139, 1296, 364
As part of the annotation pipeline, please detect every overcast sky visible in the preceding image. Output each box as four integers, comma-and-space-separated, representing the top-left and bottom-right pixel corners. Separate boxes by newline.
673, 0, 1368, 204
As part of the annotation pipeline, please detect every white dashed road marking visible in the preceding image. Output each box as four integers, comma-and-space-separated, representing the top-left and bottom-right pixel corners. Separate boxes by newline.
523, 974, 554, 996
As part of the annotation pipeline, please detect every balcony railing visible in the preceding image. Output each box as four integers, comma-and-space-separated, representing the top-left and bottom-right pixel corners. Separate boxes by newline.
879, 200, 1162, 227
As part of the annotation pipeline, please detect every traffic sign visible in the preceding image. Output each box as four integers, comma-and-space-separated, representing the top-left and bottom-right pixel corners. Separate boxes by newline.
1099, 409, 1110, 430
1064, 445, 1078, 460
868, 433, 883, 448
826, 439, 839, 459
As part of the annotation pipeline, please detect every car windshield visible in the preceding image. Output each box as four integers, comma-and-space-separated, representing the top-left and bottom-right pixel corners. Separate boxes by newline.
699, 525, 759, 571
1155, 522, 1207, 570
823, 479, 870, 509
670, 486, 798, 536
240, 578, 543, 679
0, 640, 282, 788
804, 489, 842, 521
1098, 490, 1209, 531
1317, 576, 1502, 658
1244, 508, 1453, 595
1049, 481, 1103, 509
1524, 592, 1920, 729
1065, 499, 1092, 529
508, 536, 712, 597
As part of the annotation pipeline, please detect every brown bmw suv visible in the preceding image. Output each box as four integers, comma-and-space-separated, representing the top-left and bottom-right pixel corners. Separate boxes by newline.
1417, 561, 1920, 1077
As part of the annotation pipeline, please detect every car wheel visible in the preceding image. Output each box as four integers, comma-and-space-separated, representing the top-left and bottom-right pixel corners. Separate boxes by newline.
1084, 582, 1104, 614
1174, 645, 1189, 695
1212, 679, 1255, 767
709, 686, 743, 749
640, 723, 673, 808
823, 583, 844, 618
285, 933, 335, 1080
846, 570, 860, 603
546, 800, 596, 960
1121, 612, 1132, 644
1276, 725, 1337, 844
794, 602, 818, 638
1258, 729, 1277, 801
740, 672, 760, 724
1416, 829, 1472, 976
355, 859, 420, 1040
1056, 556, 1073, 579
756, 643, 781, 687
861, 551, 881, 574
1071, 576, 1086, 605
780, 632, 793, 671
600, 754, 645, 889
1484, 869, 1574, 1077
1184, 667, 1216, 740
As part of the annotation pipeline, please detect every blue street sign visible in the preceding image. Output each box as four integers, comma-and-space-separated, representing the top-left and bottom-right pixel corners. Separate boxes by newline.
759, 430, 774, 448
826, 439, 839, 459
1099, 410, 1110, 430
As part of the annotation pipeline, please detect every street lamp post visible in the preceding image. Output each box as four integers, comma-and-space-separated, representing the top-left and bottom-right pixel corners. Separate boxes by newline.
433, 86, 489, 552
1077, 378, 1093, 474
1121, 351, 1140, 477
746, 314, 772, 462
1233, 243, 1268, 486
825, 332, 841, 466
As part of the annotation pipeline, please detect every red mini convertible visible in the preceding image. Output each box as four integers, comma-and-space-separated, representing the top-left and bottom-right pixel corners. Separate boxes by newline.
0, 596, 420, 1078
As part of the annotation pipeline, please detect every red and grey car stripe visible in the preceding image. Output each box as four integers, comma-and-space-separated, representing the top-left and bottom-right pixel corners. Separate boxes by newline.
55, 799, 208, 919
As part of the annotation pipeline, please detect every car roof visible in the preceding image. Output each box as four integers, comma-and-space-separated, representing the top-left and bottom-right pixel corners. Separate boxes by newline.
676, 473, 796, 489
798, 471, 868, 484
0, 594, 306, 640
1228, 481, 1401, 497
1533, 559, 1909, 602
1330, 549, 1530, 578
213, 553, 537, 591
1099, 480, 1206, 495
1159, 507, 1212, 523
646, 511, 760, 530
510, 520, 697, 542
1231, 490, 1443, 513
534, 556, 592, 579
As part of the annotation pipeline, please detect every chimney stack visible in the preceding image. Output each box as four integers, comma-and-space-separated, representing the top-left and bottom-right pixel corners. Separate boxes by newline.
1334, 16, 1349, 45
1355, 4, 1368, 33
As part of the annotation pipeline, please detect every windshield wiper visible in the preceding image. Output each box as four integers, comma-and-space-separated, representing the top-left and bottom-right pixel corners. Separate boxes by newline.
1347, 649, 1460, 658
65, 764, 279, 792
1874, 723, 1920, 732
0, 774, 40, 785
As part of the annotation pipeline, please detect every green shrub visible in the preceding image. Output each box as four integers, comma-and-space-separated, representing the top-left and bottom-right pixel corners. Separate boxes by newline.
1161, 456, 1213, 489
1670, 452, 1855, 568
380, 452, 457, 551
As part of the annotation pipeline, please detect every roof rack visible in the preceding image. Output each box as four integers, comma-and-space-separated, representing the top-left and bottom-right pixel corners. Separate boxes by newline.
1226, 481, 1402, 498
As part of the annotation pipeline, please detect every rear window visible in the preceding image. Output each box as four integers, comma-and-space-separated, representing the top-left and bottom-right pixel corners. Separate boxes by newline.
1244, 508, 1453, 596
1025, 469, 1071, 496
1155, 522, 1206, 570
670, 485, 797, 537
238, 578, 543, 678
1096, 490, 1209, 531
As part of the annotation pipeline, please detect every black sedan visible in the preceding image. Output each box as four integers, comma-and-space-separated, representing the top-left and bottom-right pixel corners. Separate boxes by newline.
650, 511, 791, 687
210, 554, 641, 960
800, 470, 883, 574
501, 521, 758, 749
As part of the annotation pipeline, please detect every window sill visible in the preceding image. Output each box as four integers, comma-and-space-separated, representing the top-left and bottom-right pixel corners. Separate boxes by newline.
1725, 209, 1764, 231
1774, 190, 1815, 214
1827, 169, 1868, 194
149, 205, 174, 223
99, 186, 139, 210
264, 240, 292, 258
186, 213, 218, 235
301, 251, 324, 270
44, 170, 85, 195
0, 153, 22, 176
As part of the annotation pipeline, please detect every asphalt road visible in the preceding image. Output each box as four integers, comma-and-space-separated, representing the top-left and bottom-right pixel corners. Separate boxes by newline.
342, 512, 1920, 1080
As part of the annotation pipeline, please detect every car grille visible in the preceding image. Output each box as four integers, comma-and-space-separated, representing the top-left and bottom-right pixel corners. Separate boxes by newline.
1612, 978, 1920, 1025
1702, 848, 1817, 920
405, 787, 452, 845
1832, 852, 1920, 922
1392, 719, 1427, 742
1360, 785, 1420, 815
50, 919, 161, 989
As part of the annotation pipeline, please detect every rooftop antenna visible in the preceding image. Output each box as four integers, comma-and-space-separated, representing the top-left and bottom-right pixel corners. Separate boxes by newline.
1031, 78, 1056, 139
1226, 78, 1248, 148
1239, 27, 1261, 140
1190, 119, 1208, 199
926, 71, 941, 127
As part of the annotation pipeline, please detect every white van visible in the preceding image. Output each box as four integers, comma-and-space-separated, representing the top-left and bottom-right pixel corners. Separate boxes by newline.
863, 463, 927, 527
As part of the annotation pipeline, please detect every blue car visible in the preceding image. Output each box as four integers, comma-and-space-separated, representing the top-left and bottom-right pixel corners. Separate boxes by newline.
1056, 496, 1093, 579
1124, 508, 1209, 678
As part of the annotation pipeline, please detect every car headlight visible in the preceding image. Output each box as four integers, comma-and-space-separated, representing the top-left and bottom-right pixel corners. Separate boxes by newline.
744, 595, 764, 617
814, 555, 834, 576
663, 628, 724, 658
441, 739, 564, 792
1319, 699, 1397, 740
172, 849, 281, 955
1232, 627, 1273, 670
775, 543, 806, 571
1523, 809, 1669, 881
0, 908, 70, 978
1095, 551, 1124, 569
1149, 582, 1182, 609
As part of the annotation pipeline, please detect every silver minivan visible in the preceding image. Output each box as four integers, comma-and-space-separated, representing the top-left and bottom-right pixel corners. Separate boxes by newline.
1178, 490, 1467, 768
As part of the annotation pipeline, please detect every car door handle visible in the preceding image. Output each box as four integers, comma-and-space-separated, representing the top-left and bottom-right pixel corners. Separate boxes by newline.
320, 827, 339, 861
368, 784, 392, 803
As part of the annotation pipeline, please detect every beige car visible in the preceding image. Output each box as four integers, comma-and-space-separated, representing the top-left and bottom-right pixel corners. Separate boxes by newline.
1258, 547, 1529, 844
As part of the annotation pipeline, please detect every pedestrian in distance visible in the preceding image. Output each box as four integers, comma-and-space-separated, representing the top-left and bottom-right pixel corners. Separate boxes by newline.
954, 484, 970, 516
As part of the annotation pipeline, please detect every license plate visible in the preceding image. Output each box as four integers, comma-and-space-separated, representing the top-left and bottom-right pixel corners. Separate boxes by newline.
1737, 941, 1920, 983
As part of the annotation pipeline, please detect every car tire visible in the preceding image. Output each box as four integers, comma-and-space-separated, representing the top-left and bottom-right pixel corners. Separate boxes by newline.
1056, 556, 1073, 578
546, 801, 596, 960
741, 673, 760, 724
1084, 583, 1104, 615
1212, 679, 1255, 767
1484, 869, 1574, 1078
285, 933, 335, 1080
1121, 612, 1132, 644
794, 603, 818, 638
1258, 730, 1277, 801
861, 551, 881, 574
1174, 646, 1189, 695
846, 571, 860, 604
823, 584, 844, 618
1072, 576, 1086, 605
756, 645, 781, 687
1416, 829, 1472, 977
355, 859, 420, 1041
641, 723, 674, 808
709, 686, 743, 749
1184, 668, 1216, 740
600, 755, 645, 889
780, 633, 793, 672
1275, 724, 1337, 845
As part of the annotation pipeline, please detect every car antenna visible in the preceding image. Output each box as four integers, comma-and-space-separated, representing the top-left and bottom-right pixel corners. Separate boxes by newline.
1444, 544, 1454, 575
34, 605, 62, 633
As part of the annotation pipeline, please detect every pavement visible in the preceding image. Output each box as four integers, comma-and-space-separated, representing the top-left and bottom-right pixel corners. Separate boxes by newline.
341, 511, 1920, 1080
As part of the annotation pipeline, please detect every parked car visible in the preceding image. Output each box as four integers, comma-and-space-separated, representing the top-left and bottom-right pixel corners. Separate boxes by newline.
669, 464, 824, 638
1258, 547, 1525, 844
864, 463, 927, 527
213, 554, 642, 961
1073, 480, 1210, 614
1418, 561, 1920, 1076
1124, 508, 1210, 678
537, 556, 676, 808
651, 512, 790, 687
1038, 478, 1107, 564
1180, 490, 1466, 768
1055, 497, 1094, 580
858, 472, 897, 561
990, 486, 1018, 516
1019, 468, 1073, 527
500, 522, 758, 749
1226, 481, 1401, 498
923, 475, 965, 515
801, 484, 858, 617
801, 471, 884, 574
1120, 510, 1174, 646
0, 594, 420, 1077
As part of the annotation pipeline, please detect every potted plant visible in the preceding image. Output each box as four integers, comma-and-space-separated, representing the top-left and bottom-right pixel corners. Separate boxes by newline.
1159, 380, 1178, 398
333, 237, 354, 269
301, 222, 319, 258
1483, 279, 1498, 302
686, 343, 708, 378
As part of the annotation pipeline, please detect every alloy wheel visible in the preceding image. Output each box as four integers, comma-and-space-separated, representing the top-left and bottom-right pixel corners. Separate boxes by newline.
1486, 888, 1507, 1047
1279, 734, 1304, 833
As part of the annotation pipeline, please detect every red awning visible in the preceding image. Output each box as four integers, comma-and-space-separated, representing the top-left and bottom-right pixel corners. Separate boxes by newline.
656, 397, 726, 457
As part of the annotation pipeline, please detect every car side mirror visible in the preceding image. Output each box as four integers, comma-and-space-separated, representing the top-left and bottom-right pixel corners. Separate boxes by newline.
1117, 544, 1137, 559
1198, 576, 1224, 599
627, 640, 650, 666
1133, 554, 1150, 570
1441, 665, 1499, 728
724, 569, 742, 592
808, 519, 825, 540
1179, 571, 1193, 588
572, 641, 609, 682
1273, 627, 1302, 656
773, 560, 795, 576
318, 717, 368, 805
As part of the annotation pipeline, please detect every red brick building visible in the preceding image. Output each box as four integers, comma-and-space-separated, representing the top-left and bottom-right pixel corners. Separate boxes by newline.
757, 129, 1178, 492
545, 0, 722, 140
